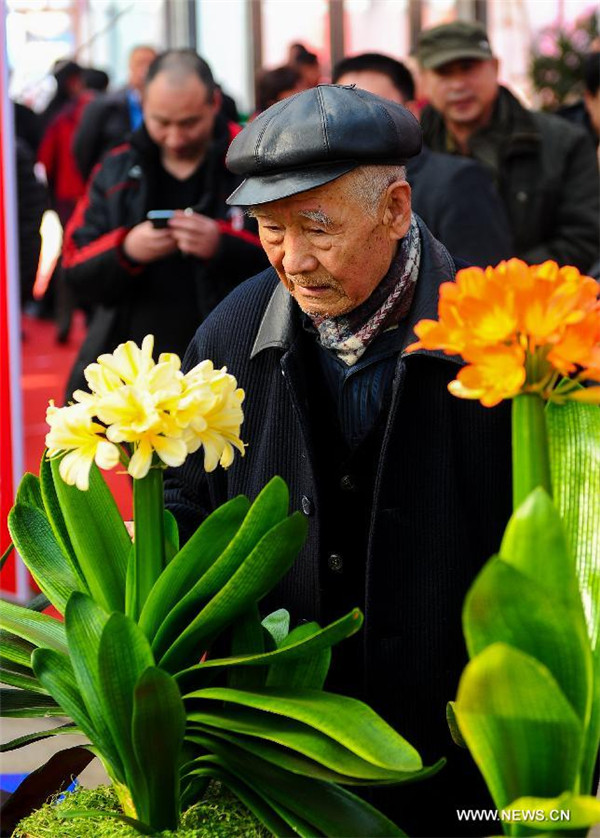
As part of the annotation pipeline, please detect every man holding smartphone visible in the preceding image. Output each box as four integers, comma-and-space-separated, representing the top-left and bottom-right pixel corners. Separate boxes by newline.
62, 50, 267, 399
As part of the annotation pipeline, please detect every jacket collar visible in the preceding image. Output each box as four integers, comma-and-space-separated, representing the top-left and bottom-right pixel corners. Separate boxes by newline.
250, 215, 463, 366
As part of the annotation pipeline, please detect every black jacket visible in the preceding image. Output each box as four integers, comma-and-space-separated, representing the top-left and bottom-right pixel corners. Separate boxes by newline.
422, 86, 600, 273
62, 116, 268, 398
165, 219, 512, 836
72, 89, 132, 180
408, 146, 513, 267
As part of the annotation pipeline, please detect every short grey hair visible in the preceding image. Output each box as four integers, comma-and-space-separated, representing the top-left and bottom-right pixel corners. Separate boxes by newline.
343, 165, 407, 215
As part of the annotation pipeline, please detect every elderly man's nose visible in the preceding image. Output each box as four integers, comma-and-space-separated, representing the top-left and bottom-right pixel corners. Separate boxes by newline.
282, 238, 318, 275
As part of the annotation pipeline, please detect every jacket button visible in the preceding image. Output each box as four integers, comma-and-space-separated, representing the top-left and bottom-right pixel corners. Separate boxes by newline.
327, 553, 343, 572
301, 496, 314, 516
340, 474, 356, 492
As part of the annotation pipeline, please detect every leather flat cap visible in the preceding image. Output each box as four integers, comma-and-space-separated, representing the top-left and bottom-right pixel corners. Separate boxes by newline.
226, 84, 422, 206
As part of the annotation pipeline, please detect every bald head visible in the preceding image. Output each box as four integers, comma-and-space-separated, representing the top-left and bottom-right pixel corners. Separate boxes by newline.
145, 49, 216, 101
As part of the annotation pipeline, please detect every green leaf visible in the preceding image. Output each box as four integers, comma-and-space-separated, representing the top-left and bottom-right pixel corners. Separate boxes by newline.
32, 648, 97, 738
185, 686, 422, 774
547, 396, 600, 793
194, 734, 407, 837
16, 472, 44, 510
227, 606, 267, 690
0, 541, 14, 570
131, 466, 165, 621
131, 667, 186, 831
8, 503, 85, 612
446, 702, 467, 749
454, 643, 583, 812
50, 458, 129, 612
151, 479, 290, 661
0, 665, 46, 693
138, 494, 249, 640
96, 613, 154, 803
159, 513, 308, 673
0, 686, 60, 716
464, 556, 592, 726
65, 593, 124, 778
0, 630, 36, 667
0, 599, 67, 653
40, 453, 80, 575
262, 609, 290, 647
266, 622, 331, 689
164, 509, 179, 562
503, 792, 600, 830
0, 723, 79, 752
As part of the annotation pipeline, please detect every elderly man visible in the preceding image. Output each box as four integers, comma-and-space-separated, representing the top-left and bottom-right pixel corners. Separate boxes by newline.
62, 50, 267, 399
165, 85, 511, 836
417, 21, 599, 274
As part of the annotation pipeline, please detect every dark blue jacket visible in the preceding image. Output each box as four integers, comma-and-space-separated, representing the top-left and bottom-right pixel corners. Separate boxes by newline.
165, 220, 512, 835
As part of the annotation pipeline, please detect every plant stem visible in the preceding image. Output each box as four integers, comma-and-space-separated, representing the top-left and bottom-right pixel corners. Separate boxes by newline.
132, 466, 165, 619
512, 393, 553, 509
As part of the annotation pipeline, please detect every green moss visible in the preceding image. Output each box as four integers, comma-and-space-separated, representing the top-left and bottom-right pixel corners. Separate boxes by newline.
13, 783, 269, 837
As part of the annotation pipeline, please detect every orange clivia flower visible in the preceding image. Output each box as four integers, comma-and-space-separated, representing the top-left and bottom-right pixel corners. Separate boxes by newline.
406, 259, 600, 407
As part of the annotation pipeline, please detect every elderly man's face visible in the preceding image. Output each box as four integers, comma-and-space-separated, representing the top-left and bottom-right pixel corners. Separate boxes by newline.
253, 174, 411, 318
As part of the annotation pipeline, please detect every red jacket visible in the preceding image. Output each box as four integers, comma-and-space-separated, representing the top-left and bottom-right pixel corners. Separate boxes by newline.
38, 92, 94, 205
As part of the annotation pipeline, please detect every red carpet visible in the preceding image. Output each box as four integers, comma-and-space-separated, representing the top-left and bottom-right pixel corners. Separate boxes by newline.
21, 312, 132, 519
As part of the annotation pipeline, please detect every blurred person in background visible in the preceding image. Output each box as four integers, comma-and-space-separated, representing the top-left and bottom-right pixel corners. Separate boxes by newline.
16, 139, 48, 317
82, 67, 110, 94
73, 45, 157, 180
62, 49, 267, 400
583, 52, 600, 149
254, 65, 302, 114
37, 65, 96, 340
39, 59, 84, 132
333, 52, 512, 267
417, 21, 599, 274
288, 42, 321, 89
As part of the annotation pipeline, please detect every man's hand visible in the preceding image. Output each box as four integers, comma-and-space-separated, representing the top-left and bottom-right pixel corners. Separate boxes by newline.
168, 210, 221, 259
123, 221, 178, 263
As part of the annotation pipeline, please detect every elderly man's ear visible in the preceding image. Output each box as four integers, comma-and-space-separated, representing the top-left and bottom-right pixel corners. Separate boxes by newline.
382, 180, 412, 241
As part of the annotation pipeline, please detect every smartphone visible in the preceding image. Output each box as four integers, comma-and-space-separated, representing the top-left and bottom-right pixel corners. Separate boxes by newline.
146, 210, 175, 228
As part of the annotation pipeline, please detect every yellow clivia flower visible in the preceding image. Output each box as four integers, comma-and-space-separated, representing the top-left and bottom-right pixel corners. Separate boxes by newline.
45, 402, 121, 490
407, 259, 600, 407
47, 337, 246, 488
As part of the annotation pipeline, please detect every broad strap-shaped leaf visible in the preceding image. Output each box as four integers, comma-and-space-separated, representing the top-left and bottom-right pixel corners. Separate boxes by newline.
96, 613, 154, 804
15, 472, 44, 510
193, 734, 407, 837
139, 495, 249, 639
131, 667, 186, 831
50, 458, 129, 612
40, 453, 80, 574
464, 555, 593, 726
32, 648, 96, 740
163, 509, 179, 563
547, 397, 600, 793
0, 687, 61, 716
262, 609, 290, 648
267, 622, 331, 690
8, 503, 85, 612
65, 593, 124, 778
0, 630, 36, 667
185, 686, 422, 773
454, 643, 583, 812
547, 398, 600, 654
227, 606, 268, 690
160, 514, 308, 673
178, 609, 364, 693
0, 599, 67, 653
0, 722, 79, 752
186, 703, 428, 782
503, 792, 600, 830
0, 663, 47, 693
151, 480, 289, 660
